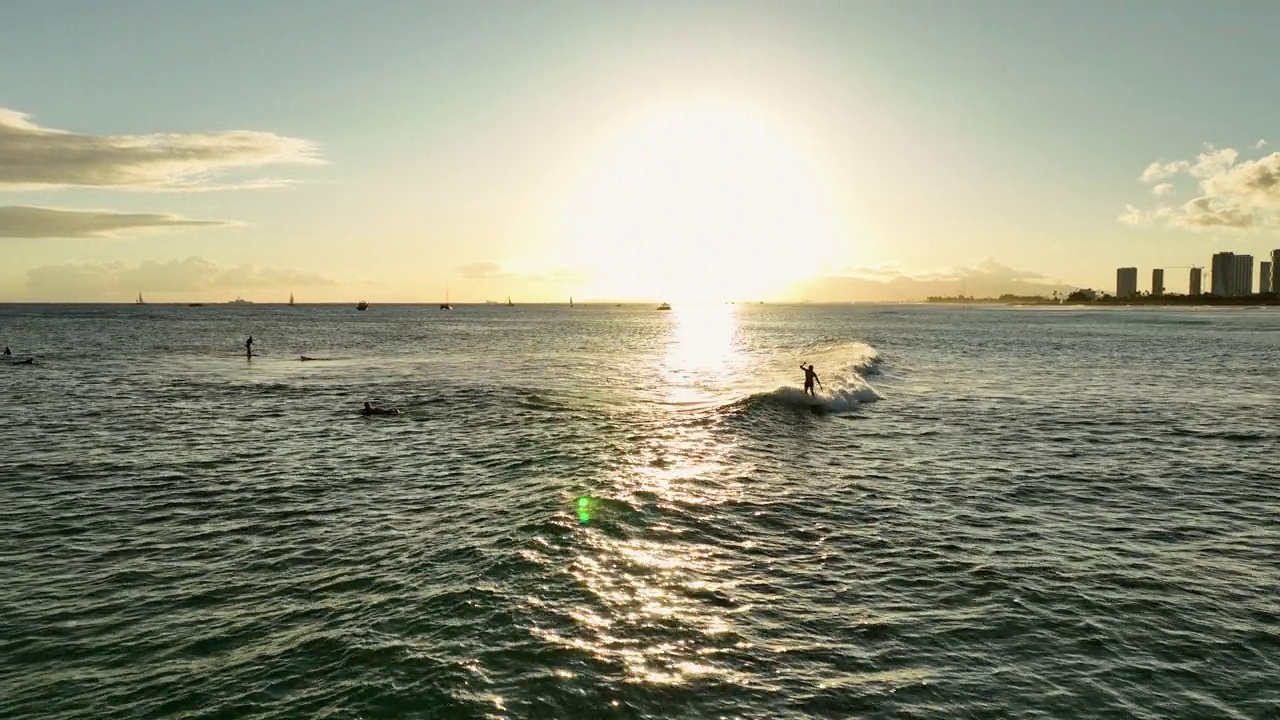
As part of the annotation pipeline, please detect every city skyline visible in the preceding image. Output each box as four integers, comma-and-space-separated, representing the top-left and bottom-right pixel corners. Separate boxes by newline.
1113, 248, 1280, 298
4, 2, 1280, 303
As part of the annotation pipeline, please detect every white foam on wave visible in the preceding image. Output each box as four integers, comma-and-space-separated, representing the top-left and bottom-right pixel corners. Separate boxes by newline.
733, 341, 884, 414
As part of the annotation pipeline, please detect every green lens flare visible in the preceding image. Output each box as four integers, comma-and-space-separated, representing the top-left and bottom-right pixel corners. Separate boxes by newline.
576, 496, 592, 524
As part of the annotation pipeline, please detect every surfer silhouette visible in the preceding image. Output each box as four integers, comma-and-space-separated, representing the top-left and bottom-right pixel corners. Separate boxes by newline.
245, 336, 253, 359
2, 346, 9, 356
801, 363, 822, 397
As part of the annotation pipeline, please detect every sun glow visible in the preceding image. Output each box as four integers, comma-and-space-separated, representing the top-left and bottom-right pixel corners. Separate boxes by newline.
563, 104, 838, 302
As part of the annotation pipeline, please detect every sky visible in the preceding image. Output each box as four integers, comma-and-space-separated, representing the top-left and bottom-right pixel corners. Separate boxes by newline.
3, 0, 1280, 303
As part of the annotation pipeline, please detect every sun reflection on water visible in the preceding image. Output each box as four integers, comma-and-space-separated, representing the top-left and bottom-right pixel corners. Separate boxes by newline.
659, 303, 745, 407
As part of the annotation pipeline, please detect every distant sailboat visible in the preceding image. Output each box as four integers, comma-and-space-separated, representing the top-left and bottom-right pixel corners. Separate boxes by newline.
506, 296, 514, 307
136, 292, 144, 305
289, 292, 295, 307
569, 296, 574, 308
439, 286, 452, 310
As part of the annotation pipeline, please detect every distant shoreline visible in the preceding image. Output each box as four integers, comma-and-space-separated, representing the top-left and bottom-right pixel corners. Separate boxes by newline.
927, 294, 1280, 307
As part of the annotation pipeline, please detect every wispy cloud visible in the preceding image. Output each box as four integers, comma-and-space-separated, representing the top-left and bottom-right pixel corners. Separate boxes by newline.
0, 108, 321, 191
1125, 142, 1280, 232
0, 205, 227, 238
1256, 139, 1268, 149
457, 261, 588, 284
25, 256, 337, 299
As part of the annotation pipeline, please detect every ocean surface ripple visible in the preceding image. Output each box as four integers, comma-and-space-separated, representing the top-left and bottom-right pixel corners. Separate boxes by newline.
1, 303, 1278, 719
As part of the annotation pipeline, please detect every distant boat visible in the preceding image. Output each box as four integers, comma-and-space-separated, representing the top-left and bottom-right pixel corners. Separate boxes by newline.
356, 300, 369, 311
569, 296, 574, 308
229, 297, 252, 304
289, 292, 295, 307
187, 303, 204, 307
506, 296, 514, 307
657, 302, 672, 310
136, 292, 145, 305
439, 287, 452, 310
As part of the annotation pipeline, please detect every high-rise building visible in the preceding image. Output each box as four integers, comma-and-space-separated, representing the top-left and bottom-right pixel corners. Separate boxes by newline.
1189, 267, 1203, 296
1151, 268, 1164, 297
1262, 262, 1273, 296
1116, 267, 1138, 298
1272, 249, 1280, 293
1211, 252, 1234, 296
1233, 255, 1254, 295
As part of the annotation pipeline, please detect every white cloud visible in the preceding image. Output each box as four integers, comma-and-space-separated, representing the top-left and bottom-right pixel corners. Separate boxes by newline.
0, 205, 226, 238
1141, 160, 1188, 182
1173, 197, 1254, 229
1125, 143, 1280, 232
1256, 139, 1268, 149
0, 108, 321, 191
1189, 147, 1238, 179
25, 256, 337, 299
1201, 152, 1280, 209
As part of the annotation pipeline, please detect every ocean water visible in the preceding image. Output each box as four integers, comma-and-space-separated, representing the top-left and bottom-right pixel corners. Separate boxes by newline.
1, 302, 1277, 720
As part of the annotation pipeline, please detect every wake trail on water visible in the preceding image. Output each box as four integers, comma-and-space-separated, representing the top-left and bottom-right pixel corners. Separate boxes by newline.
729, 341, 883, 415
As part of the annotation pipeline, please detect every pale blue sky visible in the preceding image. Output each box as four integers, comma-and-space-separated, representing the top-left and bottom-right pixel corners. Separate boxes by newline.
2, 1, 1278, 301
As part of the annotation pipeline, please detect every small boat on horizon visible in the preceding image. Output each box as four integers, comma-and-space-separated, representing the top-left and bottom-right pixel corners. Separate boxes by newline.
440, 287, 452, 310
356, 300, 369, 311
507, 296, 514, 307
229, 297, 252, 304
136, 292, 145, 305
657, 302, 672, 310
289, 292, 295, 307
188, 303, 204, 307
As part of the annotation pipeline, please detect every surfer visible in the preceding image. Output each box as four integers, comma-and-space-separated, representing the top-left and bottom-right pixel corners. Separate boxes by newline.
245, 336, 253, 358
362, 401, 400, 416
801, 363, 822, 397
2, 346, 9, 356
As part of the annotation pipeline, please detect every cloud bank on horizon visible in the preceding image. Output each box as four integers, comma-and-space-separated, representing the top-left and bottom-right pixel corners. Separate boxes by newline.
24, 256, 337, 301
785, 259, 1078, 302
1123, 143, 1280, 231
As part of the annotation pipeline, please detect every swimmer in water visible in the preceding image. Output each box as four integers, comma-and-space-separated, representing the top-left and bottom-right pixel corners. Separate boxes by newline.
362, 401, 400, 416
801, 363, 822, 397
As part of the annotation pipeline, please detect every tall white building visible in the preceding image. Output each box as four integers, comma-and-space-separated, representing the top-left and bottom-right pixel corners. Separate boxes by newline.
1151, 268, 1164, 297
1189, 267, 1203, 296
1262, 262, 1273, 296
1116, 267, 1138, 298
1211, 252, 1234, 296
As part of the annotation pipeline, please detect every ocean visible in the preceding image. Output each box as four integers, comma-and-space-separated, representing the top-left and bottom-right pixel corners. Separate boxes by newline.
1, 302, 1277, 719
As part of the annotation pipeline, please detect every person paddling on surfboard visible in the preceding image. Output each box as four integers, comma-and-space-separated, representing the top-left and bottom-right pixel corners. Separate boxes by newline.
2, 346, 9, 356
801, 363, 822, 397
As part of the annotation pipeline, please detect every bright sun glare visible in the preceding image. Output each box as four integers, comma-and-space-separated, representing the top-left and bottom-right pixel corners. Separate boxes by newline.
564, 104, 837, 303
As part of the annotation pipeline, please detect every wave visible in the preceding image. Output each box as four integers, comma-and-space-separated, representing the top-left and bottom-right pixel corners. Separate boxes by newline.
724, 341, 883, 415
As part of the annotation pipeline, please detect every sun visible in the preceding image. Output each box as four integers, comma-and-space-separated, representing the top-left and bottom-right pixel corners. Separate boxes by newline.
561, 104, 838, 302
